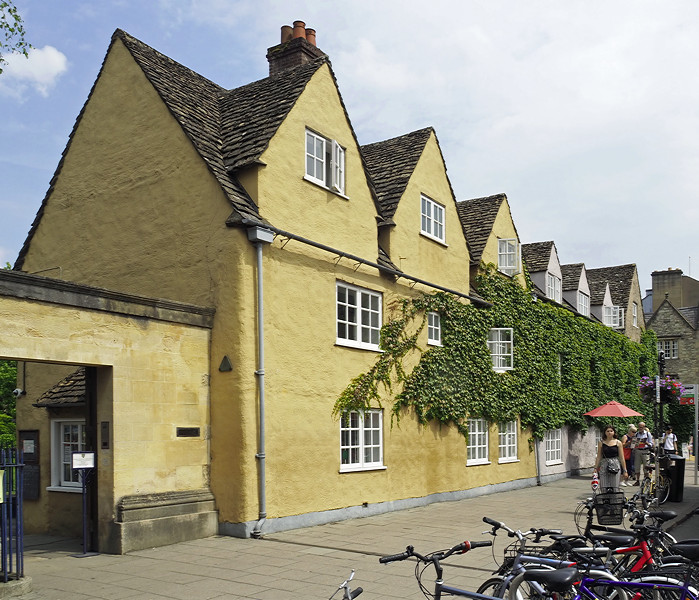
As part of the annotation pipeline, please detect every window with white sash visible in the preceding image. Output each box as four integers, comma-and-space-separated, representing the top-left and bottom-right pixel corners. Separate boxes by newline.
544, 428, 563, 465
305, 129, 345, 194
336, 282, 382, 350
498, 421, 518, 463
427, 312, 442, 346
546, 273, 562, 303
657, 339, 679, 359
420, 195, 445, 243
488, 328, 513, 371
49, 420, 86, 491
603, 306, 624, 328
340, 410, 384, 471
467, 418, 489, 465
498, 239, 520, 276
578, 292, 590, 317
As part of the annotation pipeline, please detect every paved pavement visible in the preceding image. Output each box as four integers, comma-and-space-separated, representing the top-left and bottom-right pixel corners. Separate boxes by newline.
16, 460, 699, 599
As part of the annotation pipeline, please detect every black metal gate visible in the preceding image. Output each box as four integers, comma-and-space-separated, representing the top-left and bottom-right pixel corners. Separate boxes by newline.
1, 449, 23, 582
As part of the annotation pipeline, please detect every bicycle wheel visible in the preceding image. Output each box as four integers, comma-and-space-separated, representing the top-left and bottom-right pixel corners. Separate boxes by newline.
656, 474, 670, 505
478, 576, 510, 599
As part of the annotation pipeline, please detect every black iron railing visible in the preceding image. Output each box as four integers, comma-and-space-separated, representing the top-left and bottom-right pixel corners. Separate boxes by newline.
0, 449, 24, 582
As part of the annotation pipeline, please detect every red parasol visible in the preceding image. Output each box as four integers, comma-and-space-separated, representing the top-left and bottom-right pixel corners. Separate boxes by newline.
584, 400, 643, 418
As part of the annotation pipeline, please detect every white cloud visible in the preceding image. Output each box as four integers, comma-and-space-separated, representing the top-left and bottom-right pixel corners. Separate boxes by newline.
0, 45, 68, 99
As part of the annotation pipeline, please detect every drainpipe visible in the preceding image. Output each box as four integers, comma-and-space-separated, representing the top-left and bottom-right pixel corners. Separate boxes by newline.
247, 226, 275, 538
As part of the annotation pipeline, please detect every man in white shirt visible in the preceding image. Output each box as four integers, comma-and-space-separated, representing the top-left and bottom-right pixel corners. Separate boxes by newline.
662, 425, 678, 455
632, 422, 653, 485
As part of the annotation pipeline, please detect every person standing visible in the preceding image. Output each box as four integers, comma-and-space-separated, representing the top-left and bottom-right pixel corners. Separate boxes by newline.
632, 421, 653, 485
621, 424, 637, 486
594, 425, 628, 492
662, 425, 678, 455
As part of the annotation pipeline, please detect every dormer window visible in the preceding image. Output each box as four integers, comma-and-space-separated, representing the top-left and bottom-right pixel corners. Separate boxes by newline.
305, 129, 345, 194
577, 292, 590, 317
498, 239, 520, 276
420, 195, 445, 243
546, 273, 562, 303
603, 306, 624, 328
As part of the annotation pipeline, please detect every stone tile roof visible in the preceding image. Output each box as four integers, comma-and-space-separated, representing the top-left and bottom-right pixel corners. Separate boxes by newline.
34, 368, 86, 407
456, 194, 507, 264
561, 263, 584, 291
586, 264, 637, 306
522, 241, 555, 273
361, 128, 433, 219
678, 306, 699, 329
220, 59, 327, 172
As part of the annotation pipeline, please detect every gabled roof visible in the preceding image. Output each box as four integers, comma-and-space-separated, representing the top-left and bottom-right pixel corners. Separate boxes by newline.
586, 264, 637, 307
33, 368, 85, 407
522, 241, 556, 273
17, 29, 372, 268
561, 263, 585, 291
361, 128, 433, 219
456, 193, 509, 264
647, 298, 698, 330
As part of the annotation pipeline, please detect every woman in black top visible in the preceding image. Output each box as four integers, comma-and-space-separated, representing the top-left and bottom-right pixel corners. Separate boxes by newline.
594, 425, 628, 492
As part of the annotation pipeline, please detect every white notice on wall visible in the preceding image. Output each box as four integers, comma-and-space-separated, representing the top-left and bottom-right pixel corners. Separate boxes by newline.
72, 451, 95, 469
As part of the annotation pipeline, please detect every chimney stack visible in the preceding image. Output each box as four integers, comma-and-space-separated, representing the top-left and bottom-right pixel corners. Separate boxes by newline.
267, 20, 326, 77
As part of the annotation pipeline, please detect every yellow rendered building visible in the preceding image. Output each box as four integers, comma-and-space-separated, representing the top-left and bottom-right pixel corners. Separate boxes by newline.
14, 26, 536, 550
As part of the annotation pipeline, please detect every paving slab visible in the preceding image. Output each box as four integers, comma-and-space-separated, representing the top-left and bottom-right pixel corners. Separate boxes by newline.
15, 461, 699, 599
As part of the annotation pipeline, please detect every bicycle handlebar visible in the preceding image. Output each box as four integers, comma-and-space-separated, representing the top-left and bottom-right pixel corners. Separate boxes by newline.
350, 587, 363, 598
379, 540, 493, 565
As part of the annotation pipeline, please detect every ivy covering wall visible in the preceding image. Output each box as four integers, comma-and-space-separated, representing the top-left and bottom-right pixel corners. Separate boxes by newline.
335, 268, 667, 441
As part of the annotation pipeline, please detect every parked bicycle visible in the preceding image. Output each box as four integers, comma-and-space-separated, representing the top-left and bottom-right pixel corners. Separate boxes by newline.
509, 539, 699, 600
379, 539, 494, 599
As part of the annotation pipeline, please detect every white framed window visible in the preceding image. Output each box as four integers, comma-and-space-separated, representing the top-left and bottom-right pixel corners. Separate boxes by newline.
546, 273, 562, 303
658, 339, 679, 359
336, 282, 382, 351
467, 418, 489, 465
498, 239, 520, 276
544, 428, 563, 465
340, 410, 384, 472
603, 306, 624, 328
632, 302, 638, 327
427, 312, 442, 346
305, 129, 345, 194
488, 328, 513, 371
498, 421, 518, 463
49, 419, 86, 491
420, 195, 445, 243
577, 292, 590, 317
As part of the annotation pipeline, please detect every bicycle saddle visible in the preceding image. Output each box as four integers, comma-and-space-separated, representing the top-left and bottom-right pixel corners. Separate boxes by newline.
648, 510, 676, 523
523, 567, 579, 592
669, 542, 699, 562
589, 533, 636, 547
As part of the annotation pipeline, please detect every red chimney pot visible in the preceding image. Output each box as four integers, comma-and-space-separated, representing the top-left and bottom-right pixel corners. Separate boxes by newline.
305, 28, 316, 46
292, 21, 306, 39
280, 25, 293, 43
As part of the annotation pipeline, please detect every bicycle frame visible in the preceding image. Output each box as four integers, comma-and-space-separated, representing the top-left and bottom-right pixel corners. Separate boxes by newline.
577, 573, 698, 600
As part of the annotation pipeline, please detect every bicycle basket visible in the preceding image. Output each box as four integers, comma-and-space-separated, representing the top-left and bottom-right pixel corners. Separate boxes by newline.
594, 491, 625, 525
503, 541, 549, 564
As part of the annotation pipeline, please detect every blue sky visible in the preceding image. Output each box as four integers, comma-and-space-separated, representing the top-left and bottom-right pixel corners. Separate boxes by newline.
2, 1, 699, 292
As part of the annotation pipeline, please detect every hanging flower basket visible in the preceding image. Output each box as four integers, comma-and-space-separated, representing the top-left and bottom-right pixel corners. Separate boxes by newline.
638, 376, 685, 403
